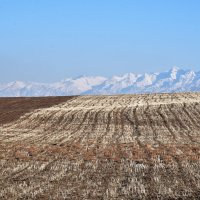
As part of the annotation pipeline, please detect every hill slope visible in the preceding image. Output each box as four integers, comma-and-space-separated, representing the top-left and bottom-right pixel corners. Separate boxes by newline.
0, 93, 200, 199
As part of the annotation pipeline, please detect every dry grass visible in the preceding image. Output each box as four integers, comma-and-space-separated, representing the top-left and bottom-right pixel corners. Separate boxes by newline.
0, 93, 200, 199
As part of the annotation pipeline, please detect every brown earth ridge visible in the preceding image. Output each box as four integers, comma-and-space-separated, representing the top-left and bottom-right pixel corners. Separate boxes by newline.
0, 93, 200, 199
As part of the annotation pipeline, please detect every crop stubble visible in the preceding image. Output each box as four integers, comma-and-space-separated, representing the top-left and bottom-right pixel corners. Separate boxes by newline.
0, 93, 200, 199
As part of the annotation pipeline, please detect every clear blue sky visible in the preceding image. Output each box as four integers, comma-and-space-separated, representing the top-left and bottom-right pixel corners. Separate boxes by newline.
1, 0, 200, 82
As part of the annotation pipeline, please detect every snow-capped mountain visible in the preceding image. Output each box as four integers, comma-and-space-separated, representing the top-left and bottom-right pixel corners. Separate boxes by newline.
1, 67, 200, 96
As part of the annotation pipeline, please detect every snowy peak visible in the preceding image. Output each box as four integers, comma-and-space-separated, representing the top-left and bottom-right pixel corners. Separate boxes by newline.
1, 67, 200, 96
8, 81, 26, 88
170, 66, 180, 79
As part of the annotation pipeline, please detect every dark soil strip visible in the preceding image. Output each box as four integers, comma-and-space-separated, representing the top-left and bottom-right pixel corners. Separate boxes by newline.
0, 96, 77, 124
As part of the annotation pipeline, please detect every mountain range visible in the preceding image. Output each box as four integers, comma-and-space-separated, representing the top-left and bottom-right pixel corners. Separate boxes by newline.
1, 67, 200, 96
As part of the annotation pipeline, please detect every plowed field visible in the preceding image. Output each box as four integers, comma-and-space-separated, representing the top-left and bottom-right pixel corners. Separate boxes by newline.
0, 93, 200, 199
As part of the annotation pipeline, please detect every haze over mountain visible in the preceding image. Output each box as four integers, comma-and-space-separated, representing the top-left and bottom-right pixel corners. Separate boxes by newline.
1, 67, 200, 97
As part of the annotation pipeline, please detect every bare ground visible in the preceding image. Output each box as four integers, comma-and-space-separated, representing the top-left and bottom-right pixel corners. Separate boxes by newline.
0, 93, 200, 199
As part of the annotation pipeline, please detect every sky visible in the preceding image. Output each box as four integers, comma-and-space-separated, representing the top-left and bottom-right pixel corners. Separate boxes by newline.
1, 0, 200, 82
